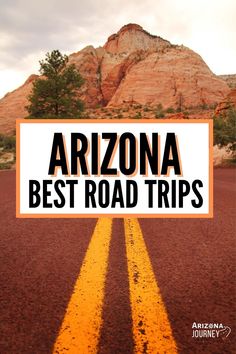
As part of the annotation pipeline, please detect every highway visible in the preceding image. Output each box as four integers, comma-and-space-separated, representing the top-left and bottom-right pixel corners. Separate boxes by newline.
0, 169, 235, 353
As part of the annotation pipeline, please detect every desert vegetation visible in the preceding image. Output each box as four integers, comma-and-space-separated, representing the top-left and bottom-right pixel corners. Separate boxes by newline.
27, 50, 84, 118
0, 134, 15, 169
214, 108, 236, 163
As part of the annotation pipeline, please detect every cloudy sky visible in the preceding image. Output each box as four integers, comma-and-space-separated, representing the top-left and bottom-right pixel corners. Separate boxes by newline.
0, 0, 235, 98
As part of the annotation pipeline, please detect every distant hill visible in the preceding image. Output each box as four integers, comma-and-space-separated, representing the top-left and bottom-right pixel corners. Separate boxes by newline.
218, 74, 236, 89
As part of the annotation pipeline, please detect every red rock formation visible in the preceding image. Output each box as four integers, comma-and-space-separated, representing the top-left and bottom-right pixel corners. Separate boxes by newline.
108, 46, 229, 108
0, 74, 38, 134
103, 24, 171, 54
0, 23, 231, 134
215, 88, 236, 116
69, 46, 104, 107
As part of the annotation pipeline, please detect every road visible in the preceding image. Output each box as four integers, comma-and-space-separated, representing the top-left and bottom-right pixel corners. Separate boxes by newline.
0, 169, 235, 354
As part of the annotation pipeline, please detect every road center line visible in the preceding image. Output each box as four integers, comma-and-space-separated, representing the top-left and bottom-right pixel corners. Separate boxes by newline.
124, 218, 178, 354
53, 218, 113, 354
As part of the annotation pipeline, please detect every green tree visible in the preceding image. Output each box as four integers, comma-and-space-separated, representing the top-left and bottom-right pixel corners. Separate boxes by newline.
214, 108, 236, 152
27, 50, 84, 118
155, 103, 165, 118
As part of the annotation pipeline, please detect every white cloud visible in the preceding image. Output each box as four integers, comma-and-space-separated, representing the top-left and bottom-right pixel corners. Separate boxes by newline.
0, 70, 27, 98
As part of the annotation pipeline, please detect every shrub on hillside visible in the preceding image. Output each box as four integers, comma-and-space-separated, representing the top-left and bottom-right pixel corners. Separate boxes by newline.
0, 134, 16, 151
214, 108, 236, 152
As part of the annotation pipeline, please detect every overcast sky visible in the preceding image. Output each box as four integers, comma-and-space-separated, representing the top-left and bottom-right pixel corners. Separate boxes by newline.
0, 0, 235, 98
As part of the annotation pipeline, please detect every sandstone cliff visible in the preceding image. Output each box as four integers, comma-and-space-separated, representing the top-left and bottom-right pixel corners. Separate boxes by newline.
0, 23, 230, 134
0, 75, 38, 134
215, 88, 236, 116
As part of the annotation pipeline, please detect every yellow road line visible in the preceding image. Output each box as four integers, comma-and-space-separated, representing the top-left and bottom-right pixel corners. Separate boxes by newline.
124, 218, 178, 354
53, 218, 113, 354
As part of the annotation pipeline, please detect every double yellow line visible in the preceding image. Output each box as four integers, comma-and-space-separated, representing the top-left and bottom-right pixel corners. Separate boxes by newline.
53, 218, 177, 354
124, 219, 177, 354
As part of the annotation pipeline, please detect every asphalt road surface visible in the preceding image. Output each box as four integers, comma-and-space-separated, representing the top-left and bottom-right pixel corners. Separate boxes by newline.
0, 169, 235, 354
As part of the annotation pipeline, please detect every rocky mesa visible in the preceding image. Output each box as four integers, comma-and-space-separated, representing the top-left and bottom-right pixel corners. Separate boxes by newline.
0, 23, 231, 134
